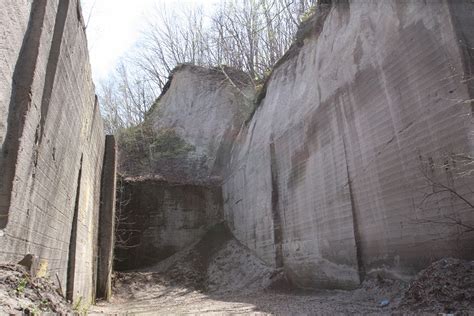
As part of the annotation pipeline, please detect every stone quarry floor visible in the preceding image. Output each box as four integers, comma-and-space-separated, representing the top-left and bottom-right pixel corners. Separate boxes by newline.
1, 224, 472, 315
90, 264, 473, 315
90, 225, 474, 315
91, 280, 395, 315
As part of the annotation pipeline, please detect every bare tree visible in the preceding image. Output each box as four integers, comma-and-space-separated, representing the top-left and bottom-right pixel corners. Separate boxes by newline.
99, 62, 157, 134
415, 154, 474, 235
134, 0, 318, 85
99, 0, 319, 132
114, 176, 141, 260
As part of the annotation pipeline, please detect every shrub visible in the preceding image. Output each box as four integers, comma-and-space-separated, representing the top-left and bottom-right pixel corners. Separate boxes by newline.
117, 123, 194, 164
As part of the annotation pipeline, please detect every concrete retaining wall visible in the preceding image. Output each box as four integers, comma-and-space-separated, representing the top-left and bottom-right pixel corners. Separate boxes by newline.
223, 0, 474, 289
0, 0, 107, 305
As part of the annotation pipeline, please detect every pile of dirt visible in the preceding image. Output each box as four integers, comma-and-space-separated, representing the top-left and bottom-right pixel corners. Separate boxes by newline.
106, 225, 473, 314
0, 264, 71, 314
399, 258, 474, 314
346, 277, 406, 309
147, 223, 283, 294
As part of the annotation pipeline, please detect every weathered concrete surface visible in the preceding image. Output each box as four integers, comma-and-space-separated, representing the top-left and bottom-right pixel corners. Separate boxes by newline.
223, 0, 474, 289
115, 178, 223, 270
0, 0, 106, 305
0, 0, 31, 150
120, 64, 254, 184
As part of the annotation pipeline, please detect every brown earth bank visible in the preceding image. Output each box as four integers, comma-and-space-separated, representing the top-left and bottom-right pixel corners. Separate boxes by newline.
91, 225, 474, 315
0, 264, 73, 314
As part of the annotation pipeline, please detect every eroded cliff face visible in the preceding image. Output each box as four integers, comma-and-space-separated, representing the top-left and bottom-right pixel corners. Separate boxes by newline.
119, 64, 255, 184
0, 0, 112, 304
223, 0, 474, 289
114, 0, 474, 290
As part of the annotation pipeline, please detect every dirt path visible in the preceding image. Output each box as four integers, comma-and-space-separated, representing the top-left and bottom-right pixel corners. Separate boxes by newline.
90, 225, 474, 315
90, 259, 474, 315
90, 278, 391, 315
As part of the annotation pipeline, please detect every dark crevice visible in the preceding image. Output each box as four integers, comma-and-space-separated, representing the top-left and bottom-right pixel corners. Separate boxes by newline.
340, 121, 366, 283
270, 141, 284, 268
0, 0, 48, 229
67, 154, 83, 301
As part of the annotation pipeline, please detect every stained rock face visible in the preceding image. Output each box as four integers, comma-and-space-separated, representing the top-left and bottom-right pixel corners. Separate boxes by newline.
222, 0, 474, 289
117, 0, 474, 291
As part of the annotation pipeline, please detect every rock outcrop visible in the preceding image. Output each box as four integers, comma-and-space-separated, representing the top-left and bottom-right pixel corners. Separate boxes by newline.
119, 64, 255, 184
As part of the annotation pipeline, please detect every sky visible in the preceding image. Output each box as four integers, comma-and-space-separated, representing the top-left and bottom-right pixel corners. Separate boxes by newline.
81, 0, 219, 83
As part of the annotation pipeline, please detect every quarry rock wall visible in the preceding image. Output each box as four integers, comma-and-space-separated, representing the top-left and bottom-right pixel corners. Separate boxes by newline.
223, 0, 474, 289
120, 64, 254, 184
0, 0, 111, 304
115, 178, 223, 271
115, 66, 250, 266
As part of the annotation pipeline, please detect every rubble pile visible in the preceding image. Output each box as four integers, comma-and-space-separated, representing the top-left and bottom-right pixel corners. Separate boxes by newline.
399, 258, 474, 313
0, 264, 72, 314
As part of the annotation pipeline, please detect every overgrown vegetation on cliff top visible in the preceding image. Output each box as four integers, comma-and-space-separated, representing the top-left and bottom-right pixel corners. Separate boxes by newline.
97, 0, 319, 134
118, 123, 195, 163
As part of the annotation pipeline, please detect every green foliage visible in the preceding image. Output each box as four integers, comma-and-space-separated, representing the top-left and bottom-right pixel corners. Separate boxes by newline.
72, 296, 89, 314
145, 99, 161, 119
16, 277, 28, 294
299, 5, 317, 23
118, 123, 194, 164
255, 83, 265, 96
150, 128, 195, 159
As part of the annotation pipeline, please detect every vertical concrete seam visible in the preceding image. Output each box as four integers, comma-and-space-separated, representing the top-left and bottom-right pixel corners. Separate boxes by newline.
67, 154, 83, 301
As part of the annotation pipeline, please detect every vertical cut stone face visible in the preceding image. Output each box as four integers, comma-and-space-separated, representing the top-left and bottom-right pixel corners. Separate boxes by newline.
114, 179, 223, 271
223, 0, 474, 288
0, 0, 105, 304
